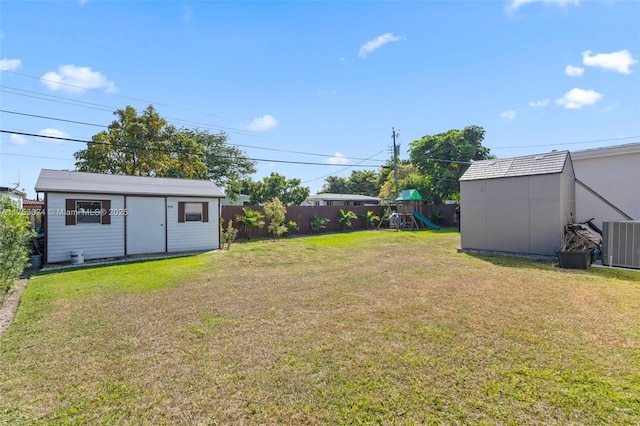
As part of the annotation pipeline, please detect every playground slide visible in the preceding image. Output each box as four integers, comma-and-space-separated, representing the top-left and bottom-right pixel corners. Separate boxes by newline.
413, 211, 441, 230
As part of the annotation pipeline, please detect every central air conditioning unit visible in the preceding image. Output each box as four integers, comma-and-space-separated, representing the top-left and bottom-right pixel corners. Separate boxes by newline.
602, 221, 640, 269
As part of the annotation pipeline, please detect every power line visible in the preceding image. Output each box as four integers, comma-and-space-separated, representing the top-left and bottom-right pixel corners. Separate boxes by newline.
0, 109, 385, 162
302, 150, 385, 184
0, 130, 384, 168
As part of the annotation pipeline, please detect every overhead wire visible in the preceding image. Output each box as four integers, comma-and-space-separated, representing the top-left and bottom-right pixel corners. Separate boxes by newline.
0, 109, 387, 162
0, 130, 385, 168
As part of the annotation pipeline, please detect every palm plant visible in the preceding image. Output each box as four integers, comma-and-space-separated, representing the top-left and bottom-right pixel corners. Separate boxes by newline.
235, 208, 265, 240
309, 215, 330, 233
359, 211, 380, 229
337, 209, 357, 231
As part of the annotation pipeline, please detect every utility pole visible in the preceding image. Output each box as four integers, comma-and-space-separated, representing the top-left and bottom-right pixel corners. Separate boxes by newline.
391, 127, 400, 201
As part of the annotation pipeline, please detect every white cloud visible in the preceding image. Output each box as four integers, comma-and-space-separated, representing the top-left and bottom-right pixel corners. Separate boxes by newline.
38, 128, 69, 143
40, 65, 116, 94
9, 134, 28, 145
582, 50, 637, 74
507, 0, 579, 11
326, 153, 349, 165
555, 88, 602, 109
247, 115, 278, 132
0, 58, 22, 71
358, 33, 402, 58
565, 65, 584, 77
500, 110, 517, 120
529, 98, 549, 107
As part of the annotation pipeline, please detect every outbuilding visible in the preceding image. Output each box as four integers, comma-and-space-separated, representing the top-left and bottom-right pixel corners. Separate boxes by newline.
35, 169, 225, 264
459, 151, 575, 256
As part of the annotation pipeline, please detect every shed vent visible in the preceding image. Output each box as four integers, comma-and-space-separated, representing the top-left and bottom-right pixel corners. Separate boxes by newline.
602, 221, 640, 269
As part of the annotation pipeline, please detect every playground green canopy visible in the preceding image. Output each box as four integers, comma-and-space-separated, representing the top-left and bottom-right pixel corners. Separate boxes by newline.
397, 189, 422, 201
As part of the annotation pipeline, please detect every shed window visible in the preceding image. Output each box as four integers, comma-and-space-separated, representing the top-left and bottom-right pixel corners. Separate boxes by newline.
178, 202, 209, 223
65, 199, 111, 225
76, 201, 102, 224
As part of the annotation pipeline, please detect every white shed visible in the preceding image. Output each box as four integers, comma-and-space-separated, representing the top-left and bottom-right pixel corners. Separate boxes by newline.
459, 151, 575, 256
35, 169, 225, 263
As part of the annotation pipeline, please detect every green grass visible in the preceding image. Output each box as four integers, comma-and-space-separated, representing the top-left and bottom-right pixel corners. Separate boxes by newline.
1, 230, 639, 425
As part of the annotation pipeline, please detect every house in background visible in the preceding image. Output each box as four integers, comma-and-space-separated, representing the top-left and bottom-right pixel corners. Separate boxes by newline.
35, 169, 225, 263
572, 142, 639, 228
459, 151, 575, 256
0, 186, 25, 209
303, 193, 381, 207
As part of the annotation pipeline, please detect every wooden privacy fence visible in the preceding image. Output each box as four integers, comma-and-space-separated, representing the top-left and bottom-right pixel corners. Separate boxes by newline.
221, 203, 458, 240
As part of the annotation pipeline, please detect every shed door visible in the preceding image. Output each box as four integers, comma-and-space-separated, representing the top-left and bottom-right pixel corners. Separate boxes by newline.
126, 197, 166, 255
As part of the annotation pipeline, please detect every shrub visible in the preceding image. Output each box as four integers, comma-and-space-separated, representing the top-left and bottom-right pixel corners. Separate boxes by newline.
235, 208, 265, 240
0, 196, 35, 296
359, 211, 380, 229
220, 218, 238, 250
309, 215, 330, 233
337, 209, 357, 231
264, 198, 297, 239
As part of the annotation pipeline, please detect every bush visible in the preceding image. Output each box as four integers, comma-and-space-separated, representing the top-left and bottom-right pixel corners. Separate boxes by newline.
337, 209, 357, 231
309, 215, 330, 233
220, 218, 238, 250
0, 196, 35, 296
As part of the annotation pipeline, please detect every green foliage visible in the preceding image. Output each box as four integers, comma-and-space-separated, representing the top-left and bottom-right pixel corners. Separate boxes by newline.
264, 198, 291, 239
0, 196, 35, 295
243, 173, 310, 206
309, 215, 330, 232
321, 170, 382, 197
427, 209, 446, 225
220, 218, 238, 250
359, 211, 380, 229
235, 208, 265, 240
409, 125, 492, 203
74, 105, 255, 188
337, 209, 358, 231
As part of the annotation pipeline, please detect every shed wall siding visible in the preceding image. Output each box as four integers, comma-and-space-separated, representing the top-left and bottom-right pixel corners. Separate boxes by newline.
166, 197, 220, 252
461, 172, 568, 256
46, 193, 125, 263
460, 181, 488, 250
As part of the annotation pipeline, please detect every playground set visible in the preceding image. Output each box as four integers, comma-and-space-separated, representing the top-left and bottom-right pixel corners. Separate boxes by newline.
383, 189, 440, 230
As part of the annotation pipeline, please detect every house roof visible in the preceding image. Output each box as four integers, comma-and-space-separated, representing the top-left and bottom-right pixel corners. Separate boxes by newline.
397, 189, 422, 201
459, 151, 570, 181
307, 193, 380, 202
35, 169, 225, 198
22, 199, 45, 207
571, 142, 640, 160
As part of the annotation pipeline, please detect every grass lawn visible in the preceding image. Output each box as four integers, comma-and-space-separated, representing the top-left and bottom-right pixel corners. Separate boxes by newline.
1, 230, 639, 425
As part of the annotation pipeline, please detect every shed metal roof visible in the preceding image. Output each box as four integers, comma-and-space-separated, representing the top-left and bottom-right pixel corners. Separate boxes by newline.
35, 169, 225, 198
459, 151, 570, 181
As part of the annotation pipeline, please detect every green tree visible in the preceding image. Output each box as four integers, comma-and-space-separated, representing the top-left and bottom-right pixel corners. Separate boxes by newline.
247, 173, 310, 206
235, 208, 265, 240
264, 198, 293, 239
74, 105, 255, 188
337, 209, 357, 231
320, 170, 382, 197
0, 197, 35, 295
320, 176, 348, 194
409, 125, 491, 203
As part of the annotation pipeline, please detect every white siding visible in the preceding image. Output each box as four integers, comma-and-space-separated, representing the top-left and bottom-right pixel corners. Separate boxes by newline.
573, 150, 640, 228
46, 193, 125, 263
166, 197, 220, 252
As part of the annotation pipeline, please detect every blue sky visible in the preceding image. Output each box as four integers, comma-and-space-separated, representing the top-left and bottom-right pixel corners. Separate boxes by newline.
1, 0, 638, 198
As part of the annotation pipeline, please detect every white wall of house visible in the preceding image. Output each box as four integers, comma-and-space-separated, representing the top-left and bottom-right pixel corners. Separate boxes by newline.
572, 144, 640, 228
166, 197, 220, 252
46, 193, 125, 263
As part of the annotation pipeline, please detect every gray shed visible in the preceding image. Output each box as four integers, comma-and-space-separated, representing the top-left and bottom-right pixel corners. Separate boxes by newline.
459, 151, 575, 256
